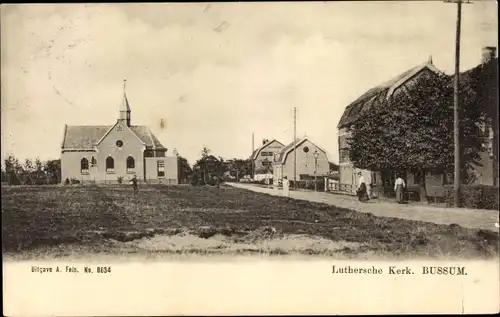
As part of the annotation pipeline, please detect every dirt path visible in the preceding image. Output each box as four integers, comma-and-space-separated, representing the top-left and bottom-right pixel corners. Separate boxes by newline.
226, 183, 499, 231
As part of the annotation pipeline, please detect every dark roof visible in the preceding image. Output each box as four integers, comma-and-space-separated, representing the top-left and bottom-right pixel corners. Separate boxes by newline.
61, 124, 166, 150
250, 139, 285, 160
337, 60, 442, 129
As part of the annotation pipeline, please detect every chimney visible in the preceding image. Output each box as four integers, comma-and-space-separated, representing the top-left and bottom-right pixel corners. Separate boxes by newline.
481, 46, 497, 64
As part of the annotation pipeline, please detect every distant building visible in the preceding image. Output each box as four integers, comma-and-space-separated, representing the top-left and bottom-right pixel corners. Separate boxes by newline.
250, 139, 285, 174
273, 137, 329, 184
60, 82, 178, 184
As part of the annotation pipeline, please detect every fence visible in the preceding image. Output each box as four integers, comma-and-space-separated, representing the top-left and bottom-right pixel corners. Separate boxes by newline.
326, 180, 355, 195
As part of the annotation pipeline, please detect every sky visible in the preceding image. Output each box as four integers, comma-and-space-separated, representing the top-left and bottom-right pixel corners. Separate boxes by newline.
1, 1, 497, 165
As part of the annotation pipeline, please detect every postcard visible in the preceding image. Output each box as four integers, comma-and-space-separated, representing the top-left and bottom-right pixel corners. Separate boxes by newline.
2, 2, 499, 315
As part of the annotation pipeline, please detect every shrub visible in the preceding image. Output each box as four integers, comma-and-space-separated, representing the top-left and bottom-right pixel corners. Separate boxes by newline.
64, 178, 70, 185
70, 178, 80, 185
445, 185, 499, 210
117, 176, 124, 184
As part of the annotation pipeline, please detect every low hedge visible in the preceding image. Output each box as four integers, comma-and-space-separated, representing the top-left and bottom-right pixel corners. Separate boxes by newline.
445, 185, 499, 210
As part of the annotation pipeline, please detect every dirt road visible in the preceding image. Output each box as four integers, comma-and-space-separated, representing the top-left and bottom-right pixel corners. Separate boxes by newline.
226, 183, 499, 231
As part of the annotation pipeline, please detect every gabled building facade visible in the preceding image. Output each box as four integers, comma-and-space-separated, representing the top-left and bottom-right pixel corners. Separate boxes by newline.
61, 83, 178, 184
250, 139, 285, 174
273, 137, 329, 184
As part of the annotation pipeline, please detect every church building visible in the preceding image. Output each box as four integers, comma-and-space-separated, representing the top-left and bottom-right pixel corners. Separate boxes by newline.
60, 81, 178, 184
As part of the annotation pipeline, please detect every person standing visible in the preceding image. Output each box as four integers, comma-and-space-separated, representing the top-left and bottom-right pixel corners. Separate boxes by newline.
130, 175, 138, 195
394, 174, 406, 204
282, 176, 290, 198
367, 182, 373, 199
356, 172, 368, 202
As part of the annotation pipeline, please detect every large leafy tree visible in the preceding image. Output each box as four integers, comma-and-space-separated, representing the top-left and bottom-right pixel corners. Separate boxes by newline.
348, 73, 484, 188
43, 159, 61, 184
192, 148, 225, 184
177, 155, 192, 184
4, 155, 23, 185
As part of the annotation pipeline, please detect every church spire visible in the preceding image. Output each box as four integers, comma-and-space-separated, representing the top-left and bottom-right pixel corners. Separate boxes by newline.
118, 79, 131, 126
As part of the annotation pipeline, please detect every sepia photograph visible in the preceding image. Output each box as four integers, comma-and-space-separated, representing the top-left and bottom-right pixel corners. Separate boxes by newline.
1, 1, 499, 315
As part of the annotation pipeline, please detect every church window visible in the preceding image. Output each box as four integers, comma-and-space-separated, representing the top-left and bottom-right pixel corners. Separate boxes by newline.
126, 156, 135, 173
116, 140, 123, 148
106, 156, 115, 173
81, 158, 89, 174
157, 161, 165, 177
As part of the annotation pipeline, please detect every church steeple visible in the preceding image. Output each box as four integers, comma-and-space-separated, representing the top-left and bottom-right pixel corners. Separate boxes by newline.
118, 79, 131, 127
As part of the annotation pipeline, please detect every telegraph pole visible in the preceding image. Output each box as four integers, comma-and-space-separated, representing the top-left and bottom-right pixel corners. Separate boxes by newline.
293, 107, 297, 189
251, 132, 255, 180
445, 0, 471, 207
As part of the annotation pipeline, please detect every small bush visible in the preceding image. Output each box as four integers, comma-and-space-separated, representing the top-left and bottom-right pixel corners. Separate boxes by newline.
445, 185, 499, 210
70, 178, 80, 185
64, 178, 70, 185
117, 176, 124, 184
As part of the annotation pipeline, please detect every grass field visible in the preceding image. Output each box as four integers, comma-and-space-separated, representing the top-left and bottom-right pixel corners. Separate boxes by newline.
2, 184, 498, 259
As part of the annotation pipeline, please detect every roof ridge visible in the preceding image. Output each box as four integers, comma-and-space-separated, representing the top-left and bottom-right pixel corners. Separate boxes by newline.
61, 124, 68, 149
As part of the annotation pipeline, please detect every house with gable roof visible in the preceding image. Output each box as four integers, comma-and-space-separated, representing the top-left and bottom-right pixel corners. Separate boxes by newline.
337, 57, 443, 194
272, 136, 329, 185
250, 139, 285, 174
337, 47, 498, 196
60, 81, 178, 184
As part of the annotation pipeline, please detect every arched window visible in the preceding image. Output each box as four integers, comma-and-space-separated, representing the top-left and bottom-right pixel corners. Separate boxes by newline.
81, 158, 89, 174
126, 156, 135, 173
106, 156, 114, 173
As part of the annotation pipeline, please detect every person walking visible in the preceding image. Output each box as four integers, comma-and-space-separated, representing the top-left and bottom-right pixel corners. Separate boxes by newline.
130, 175, 138, 195
356, 172, 368, 202
394, 174, 406, 204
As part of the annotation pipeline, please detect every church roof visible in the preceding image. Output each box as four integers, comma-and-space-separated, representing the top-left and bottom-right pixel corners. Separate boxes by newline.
61, 125, 166, 151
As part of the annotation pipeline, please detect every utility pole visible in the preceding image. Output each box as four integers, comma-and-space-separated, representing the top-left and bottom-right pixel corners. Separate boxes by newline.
293, 107, 297, 190
251, 133, 255, 180
445, 0, 471, 207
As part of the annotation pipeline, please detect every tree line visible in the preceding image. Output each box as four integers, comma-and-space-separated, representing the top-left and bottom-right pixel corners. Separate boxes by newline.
2, 156, 61, 185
